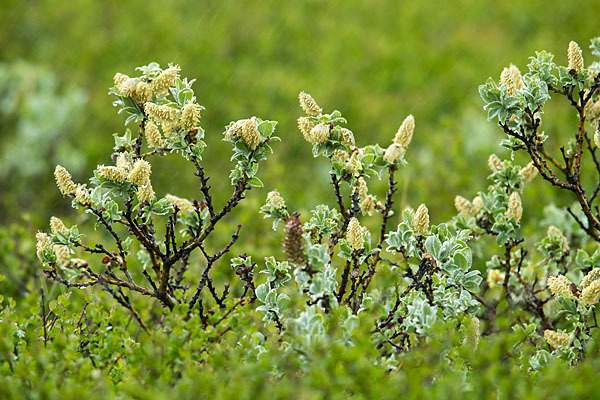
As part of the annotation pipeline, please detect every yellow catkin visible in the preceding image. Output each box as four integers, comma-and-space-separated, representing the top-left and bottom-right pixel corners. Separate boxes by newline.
297, 117, 316, 142
455, 195, 475, 218
465, 317, 480, 348
50, 216, 68, 236
144, 102, 178, 125
472, 196, 484, 214
354, 177, 368, 199
519, 162, 538, 183
394, 115, 415, 147
298, 91, 322, 116
36, 232, 52, 261
547, 226, 568, 250
308, 123, 330, 144
568, 41, 584, 73
360, 196, 376, 216
128, 160, 152, 185
332, 149, 349, 162
134, 81, 152, 103
506, 192, 523, 222
413, 204, 430, 235
487, 154, 503, 172
509, 64, 524, 90
383, 143, 404, 164
151, 64, 180, 95
116, 153, 132, 173
114, 73, 129, 87
500, 67, 516, 96
580, 268, 600, 289
53, 244, 71, 266
226, 119, 245, 140
75, 185, 91, 206
144, 120, 164, 148
346, 217, 364, 251
580, 280, 600, 305
266, 190, 286, 209
544, 330, 571, 349
54, 165, 76, 196
165, 194, 194, 212
345, 151, 362, 175
118, 77, 139, 98
240, 118, 261, 149
180, 101, 202, 131
137, 179, 155, 203
547, 275, 575, 299
340, 128, 355, 147
98, 165, 127, 183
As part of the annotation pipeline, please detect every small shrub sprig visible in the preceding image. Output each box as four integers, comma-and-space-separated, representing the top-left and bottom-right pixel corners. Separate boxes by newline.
37, 63, 278, 329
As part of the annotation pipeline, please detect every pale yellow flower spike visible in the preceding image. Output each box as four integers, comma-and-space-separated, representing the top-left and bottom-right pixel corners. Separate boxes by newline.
165, 194, 194, 212
54, 165, 77, 196
116, 153, 132, 173
345, 151, 362, 175
151, 64, 180, 96
75, 185, 91, 206
544, 330, 571, 349
297, 117, 316, 142
145, 120, 164, 148
50, 216, 68, 236
472, 196, 484, 214
128, 160, 152, 185
454, 195, 475, 218
114, 73, 129, 87
519, 162, 538, 183
240, 118, 261, 150
137, 179, 155, 203
181, 101, 202, 131
567, 41, 584, 73
266, 190, 286, 209
580, 268, 600, 290
53, 244, 71, 266
500, 67, 516, 96
98, 165, 127, 183
340, 128, 355, 147
383, 143, 404, 164
465, 317, 480, 348
394, 115, 415, 148
144, 102, 178, 125
487, 154, 503, 172
308, 123, 330, 144
226, 119, 245, 140
36, 232, 52, 261
580, 280, 600, 305
413, 204, 430, 235
346, 217, 364, 251
547, 275, 575, 299
506, 192, 523, 222
298, 91, 322, 116
360, 196, 376, 216
509, 64, 524, 90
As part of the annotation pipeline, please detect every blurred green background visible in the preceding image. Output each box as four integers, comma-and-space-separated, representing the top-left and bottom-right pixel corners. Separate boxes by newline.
1, 0, 598, 234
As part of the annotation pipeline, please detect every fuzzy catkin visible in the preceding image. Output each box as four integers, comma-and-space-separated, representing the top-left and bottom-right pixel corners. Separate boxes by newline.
506, 192, 523, 222
544, 330, 571, 349
36, 232, 52, 261
580, 268, 600, 289
454, 195, 475, 218
345, 151, 362, 175
297, 117, 316, 142
465, 317, 480, 348
487, 154, 503, 172
282, 214, 305, 265
50, 216, 68, 236
98, 165, 127, 183
346, 217, 364, 251
394, 115, 415, 147
519, 162, 538, 183
580, 280, 600, 305
137, 179, 155, 203
180, 101, 202, 131
266, 190, 286, 209
509, 64, 524, 90
568, 41, 584, 73
145, 120, 164, 148
116, 153, 132, 173
165, 194, 194, 212
547, 226, 568, 250
151, 64, 180, 95
332, 149, 349, 162
54, 165, 76, 196
75, 185, 91, 206
144, 102, 178, 125
240, 118, 261, 149
340, 128, 355, 147
114, 73, 129, 87
500, 67, 516, 96
308, 123, 330, 144
128, 160, 152, 186
360, 196, 376, 216
53, 244, 70, 266
413, 204, 430, 235
472, 196, 484, 214
298, 91, 322, 116
383, 143, 404, 164
547, 275, 575, 299
354, 177, 368, 199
